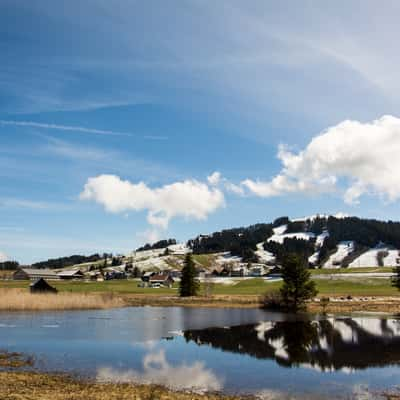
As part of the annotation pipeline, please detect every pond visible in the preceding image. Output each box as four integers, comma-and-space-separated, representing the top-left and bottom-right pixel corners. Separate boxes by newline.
0, 307, 399, 399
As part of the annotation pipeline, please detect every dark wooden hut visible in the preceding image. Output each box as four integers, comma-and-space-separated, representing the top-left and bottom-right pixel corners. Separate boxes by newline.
29, 278, 58, 294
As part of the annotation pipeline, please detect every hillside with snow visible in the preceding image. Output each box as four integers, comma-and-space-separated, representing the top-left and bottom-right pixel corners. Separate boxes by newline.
57, 214, 400, 274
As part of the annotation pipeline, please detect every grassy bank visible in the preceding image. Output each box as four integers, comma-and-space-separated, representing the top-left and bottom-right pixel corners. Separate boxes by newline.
0, 277, 399, 312
0, 371, 248, 400
2, 277, 399, 296
0, 289, 124, 311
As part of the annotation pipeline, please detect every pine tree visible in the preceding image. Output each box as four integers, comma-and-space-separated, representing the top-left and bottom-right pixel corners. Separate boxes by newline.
392, 265, 400, 291
280, 254, 318, 312
179, 254, 199, 297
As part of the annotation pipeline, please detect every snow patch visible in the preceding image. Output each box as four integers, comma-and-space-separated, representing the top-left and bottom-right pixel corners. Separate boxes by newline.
323, 241, 354, 268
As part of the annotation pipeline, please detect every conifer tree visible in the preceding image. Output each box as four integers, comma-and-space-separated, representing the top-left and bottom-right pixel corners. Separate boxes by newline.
179, 254, 199, 297
392, 265, 400, 291
280, 254, 318, 312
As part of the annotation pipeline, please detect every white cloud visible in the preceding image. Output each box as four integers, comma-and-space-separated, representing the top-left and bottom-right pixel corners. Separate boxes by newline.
80, 174, 225, 229
0, 252, 9, 262
136, 229, 161, 245
243, 115, 400, 204
207, 171, 221, 186
97, 349, 223, 392
224, 181, 245, 196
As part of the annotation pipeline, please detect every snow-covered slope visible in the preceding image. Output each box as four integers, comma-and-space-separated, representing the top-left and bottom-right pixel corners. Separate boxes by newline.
349, 246, 400, 267
255, 242, 275, 264
323, 241, 354, 268
267, 224, 315, 244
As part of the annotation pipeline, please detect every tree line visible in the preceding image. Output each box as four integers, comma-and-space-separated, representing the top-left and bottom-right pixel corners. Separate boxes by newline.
136, 239, 177, 252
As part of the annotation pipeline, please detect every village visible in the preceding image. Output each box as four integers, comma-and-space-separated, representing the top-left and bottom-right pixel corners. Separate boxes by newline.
11, 246, 276, 291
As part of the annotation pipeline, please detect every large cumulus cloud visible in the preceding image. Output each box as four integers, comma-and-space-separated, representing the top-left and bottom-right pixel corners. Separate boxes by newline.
243, 115, 400, 204
80, 174, 225, 229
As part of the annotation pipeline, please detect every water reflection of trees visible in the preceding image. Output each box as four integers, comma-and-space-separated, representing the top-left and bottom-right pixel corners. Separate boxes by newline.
184, 318, 400, 371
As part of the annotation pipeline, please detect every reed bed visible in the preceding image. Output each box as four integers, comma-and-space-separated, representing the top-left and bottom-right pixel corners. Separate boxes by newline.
0, 289, 125, 311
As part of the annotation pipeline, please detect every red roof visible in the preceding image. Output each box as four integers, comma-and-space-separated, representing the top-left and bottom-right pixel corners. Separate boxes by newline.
149, 274, 172, 282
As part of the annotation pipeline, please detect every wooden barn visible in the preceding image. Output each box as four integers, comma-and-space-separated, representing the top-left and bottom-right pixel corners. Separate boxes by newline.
30, 278, 58, 294
57, 269, 84, 280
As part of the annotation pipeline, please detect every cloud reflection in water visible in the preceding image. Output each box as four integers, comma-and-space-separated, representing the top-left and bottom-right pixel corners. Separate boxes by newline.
97, 349, 223, 392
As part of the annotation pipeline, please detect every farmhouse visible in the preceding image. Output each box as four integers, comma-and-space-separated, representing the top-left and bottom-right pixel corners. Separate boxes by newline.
13, 268, 59, 281
57, 269, 84, 280
149, 273, 174, 288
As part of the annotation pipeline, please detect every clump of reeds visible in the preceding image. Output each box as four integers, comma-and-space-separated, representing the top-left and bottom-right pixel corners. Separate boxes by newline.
0, 289, 124, 311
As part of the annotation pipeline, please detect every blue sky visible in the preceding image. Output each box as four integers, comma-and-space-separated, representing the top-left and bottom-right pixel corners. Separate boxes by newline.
2, 1, 400, 263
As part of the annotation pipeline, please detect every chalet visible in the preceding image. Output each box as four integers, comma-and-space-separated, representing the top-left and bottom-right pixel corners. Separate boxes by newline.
249, 264, 268, 277
13, 268, 59, 281
230, 267, 247, 277
57, 269, 84, 280
141, 271, 155, 283
149, 273, 174, 288
30, 278, 58, 294
104, 269, 126, 280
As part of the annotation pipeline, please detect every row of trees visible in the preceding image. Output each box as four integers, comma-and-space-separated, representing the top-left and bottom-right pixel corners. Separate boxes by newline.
32, 254, 104, 269
136, 239, 177, 252
0, 261, 19, 270
188, 224, 273, 257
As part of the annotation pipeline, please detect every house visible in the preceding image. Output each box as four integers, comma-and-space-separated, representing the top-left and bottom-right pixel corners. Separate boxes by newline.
88, 271, 101, 281
104, 269, 126, 280
230, 267, 248, 277
13, 268, 59, 281
249, 264, 267, 277
30, 278, 58, 294
169, 269, 182, 279
141, 271, 155, 283
57, 269, 84, 280
149, 273, 174, 288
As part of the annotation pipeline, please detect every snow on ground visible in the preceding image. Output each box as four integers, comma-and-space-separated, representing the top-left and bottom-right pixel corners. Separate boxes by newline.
255, 242, 275, 263
272, 224, 287, 236
383, 250, 400, 266
316, 230, 329, 247
215, 252, 242, 265
349, 246, 400, 267
291, 213, 349, 222
308, 231, 329, 265
308, 251, 320, 265
134, 256, 171, 271
268, 231, 315, 244
167, 243, 191, 255
323, 241, 354, 268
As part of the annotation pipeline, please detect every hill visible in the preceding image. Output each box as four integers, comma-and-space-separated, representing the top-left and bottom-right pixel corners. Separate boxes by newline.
187, 215, 400, 269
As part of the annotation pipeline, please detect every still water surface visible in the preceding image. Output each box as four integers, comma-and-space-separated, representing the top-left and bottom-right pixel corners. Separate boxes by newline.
0, 307, 399, 399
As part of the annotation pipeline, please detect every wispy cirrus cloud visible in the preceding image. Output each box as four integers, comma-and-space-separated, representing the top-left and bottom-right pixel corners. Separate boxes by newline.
0, 197, 70, 211
0, 120, 168, 140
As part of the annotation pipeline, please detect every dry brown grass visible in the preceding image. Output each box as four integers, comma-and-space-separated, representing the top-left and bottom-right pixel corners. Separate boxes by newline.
0, 289, 125, 311
0, 371, 249, 400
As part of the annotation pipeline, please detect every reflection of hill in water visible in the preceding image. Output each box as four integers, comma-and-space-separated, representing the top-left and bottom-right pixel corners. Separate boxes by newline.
184, 317, 400, 372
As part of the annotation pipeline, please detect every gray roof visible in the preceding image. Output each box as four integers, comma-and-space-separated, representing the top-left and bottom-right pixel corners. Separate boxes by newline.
19, 268, 58, 276
58, 270, 84, 276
